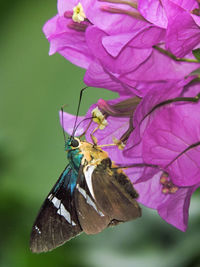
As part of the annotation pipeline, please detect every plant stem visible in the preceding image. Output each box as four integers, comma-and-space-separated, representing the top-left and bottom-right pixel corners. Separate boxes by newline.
153, 46, 199, 63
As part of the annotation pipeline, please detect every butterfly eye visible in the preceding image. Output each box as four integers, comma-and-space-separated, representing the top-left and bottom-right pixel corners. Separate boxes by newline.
71, 138, 79, 148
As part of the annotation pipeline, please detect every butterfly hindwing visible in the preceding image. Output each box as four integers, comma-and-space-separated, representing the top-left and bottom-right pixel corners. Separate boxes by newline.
30, 165, 82, 253
75, 166, 110, 234
90, 158, 142, 222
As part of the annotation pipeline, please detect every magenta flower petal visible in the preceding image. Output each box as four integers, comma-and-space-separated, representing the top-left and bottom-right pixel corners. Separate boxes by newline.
192, 13, 200, 28
138, 0, 200, 57
124, 81, 188, 154
120, 49, 200, 85
43, 15, 93, 68
138, 0, 198, 29
138, 0, 168, 28
171, 0, 197, 11
58, 39, 93, 69
134, 171, 197, 231
83, 61, 134, 95
57, 0, 79, 15
102, 32, 142, 57
48, 31, 93, 68
86, 26, 152, 74
166, 12, 200, 58
81, 0, 147, 34
158, 186, 196, 232
133, 82, 183, 127
43, 15, 61, 39
124, 155, 159, 184
102, 26, 165, 57
143, 103, 200, 187
164, 1, 200, 57
134, 171, 172, 209
128, 26, 165, 48
43, 0, 96, 69
59, 111, 85, 136
183, 83, 200, 97
124, 80, 200, 188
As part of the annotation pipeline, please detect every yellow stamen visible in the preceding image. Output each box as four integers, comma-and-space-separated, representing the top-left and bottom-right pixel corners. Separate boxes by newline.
169, 186, 179, 194
162, 187, 169, 194
160, 172, 169, 184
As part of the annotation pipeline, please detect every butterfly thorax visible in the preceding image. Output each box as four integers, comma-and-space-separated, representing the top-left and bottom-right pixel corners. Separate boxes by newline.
78, 140, 109, 166
65, 137, 109, 169
67, 149, 83, 173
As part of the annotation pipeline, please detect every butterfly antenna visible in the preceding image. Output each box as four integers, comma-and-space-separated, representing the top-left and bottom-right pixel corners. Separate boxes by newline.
61, 105, 67, 144
73, 116, 94, 138
71, 86, 88, 138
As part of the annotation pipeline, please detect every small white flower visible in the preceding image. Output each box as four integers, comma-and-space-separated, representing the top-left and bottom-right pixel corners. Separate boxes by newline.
92, 107, 108, 130
72, 3, 86, 23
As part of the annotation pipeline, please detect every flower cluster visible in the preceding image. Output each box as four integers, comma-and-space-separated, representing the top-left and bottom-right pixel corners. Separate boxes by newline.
44, 0, 200, 231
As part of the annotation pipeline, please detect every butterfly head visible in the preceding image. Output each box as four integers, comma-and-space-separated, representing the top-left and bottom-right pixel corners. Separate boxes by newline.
65, 137, 80, 151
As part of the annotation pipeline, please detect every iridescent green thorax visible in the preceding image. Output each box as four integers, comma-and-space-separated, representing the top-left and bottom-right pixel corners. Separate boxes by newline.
67, 149, 83, 173
65, 138, 83, 173
53, 138, 84, 195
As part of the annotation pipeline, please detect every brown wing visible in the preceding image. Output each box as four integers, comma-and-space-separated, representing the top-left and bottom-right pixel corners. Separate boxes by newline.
75, 168, 110, 235
91, 158, 141, 222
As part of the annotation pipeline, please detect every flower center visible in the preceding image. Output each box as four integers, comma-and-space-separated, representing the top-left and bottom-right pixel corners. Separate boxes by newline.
72, 3, 86, 23
160, 173, 179, 194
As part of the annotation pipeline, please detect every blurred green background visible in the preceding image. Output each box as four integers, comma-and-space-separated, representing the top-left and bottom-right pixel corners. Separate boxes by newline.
1, 0, 200, 266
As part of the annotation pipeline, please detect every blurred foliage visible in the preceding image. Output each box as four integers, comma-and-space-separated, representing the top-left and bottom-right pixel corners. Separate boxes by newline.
1, 0, 200, 266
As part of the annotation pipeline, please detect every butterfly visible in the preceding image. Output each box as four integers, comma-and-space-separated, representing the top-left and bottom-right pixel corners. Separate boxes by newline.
30, 136, 141, 253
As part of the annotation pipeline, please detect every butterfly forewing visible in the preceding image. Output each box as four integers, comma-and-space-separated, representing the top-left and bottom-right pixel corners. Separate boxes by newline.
91, 158, 142, 222
30, 165, 82, 253
75, 167, 110, 234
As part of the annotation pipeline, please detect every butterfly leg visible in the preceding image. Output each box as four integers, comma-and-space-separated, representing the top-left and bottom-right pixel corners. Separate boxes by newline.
90, 126, 99, 145
98, 137, 125, 150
